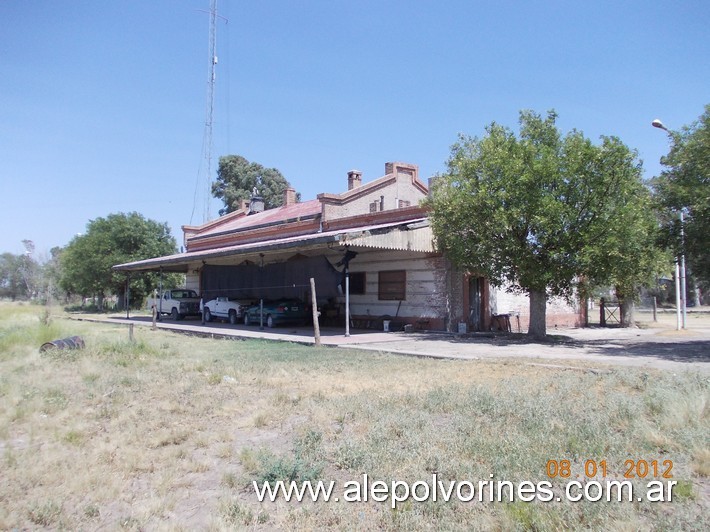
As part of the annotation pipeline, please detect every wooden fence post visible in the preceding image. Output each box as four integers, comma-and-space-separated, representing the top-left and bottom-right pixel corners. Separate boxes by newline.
310, 278, 321, 347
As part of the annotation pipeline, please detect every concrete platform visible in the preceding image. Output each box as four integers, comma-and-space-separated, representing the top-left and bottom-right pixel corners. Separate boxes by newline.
72, 312, 710, 374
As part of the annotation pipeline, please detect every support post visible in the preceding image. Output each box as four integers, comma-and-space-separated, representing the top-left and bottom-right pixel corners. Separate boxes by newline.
310, 278, 321, 346
652, 296, 657, 322
125, 274, 131, 319
345, 268, 350, 337
259, 298, 264, 330
158, 268, 164, 318
151, 292, 157, 331
680, 210, 687, 329
675, 260, 681, 331
680, 254, 687, 329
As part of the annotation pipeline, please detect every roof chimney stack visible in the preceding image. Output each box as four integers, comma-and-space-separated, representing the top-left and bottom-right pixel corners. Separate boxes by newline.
248, 187, 265, 215
283, 187, 296, 206
347, 169, 362, 191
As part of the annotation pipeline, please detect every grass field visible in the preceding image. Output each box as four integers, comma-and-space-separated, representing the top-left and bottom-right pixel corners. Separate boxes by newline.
0, 302, 707, 530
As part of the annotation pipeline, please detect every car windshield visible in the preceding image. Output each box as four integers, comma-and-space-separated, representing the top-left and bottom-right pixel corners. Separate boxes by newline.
173, 290, 197, 298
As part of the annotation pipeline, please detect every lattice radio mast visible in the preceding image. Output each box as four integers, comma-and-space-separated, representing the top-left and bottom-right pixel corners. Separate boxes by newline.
191, 0, 225, 225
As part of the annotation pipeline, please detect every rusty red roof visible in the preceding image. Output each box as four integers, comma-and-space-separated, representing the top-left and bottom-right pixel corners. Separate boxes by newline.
191, 199, 321, 239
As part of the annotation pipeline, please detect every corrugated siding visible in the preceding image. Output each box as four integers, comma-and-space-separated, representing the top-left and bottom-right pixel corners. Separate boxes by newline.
346, 250, 447, 320
342, 224, 434, 253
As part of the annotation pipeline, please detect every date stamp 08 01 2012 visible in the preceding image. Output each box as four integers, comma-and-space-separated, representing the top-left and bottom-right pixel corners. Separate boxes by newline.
546, 459, 674, 480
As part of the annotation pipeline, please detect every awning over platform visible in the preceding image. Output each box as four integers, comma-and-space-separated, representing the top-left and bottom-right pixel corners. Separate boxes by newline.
113, 219, 434, 273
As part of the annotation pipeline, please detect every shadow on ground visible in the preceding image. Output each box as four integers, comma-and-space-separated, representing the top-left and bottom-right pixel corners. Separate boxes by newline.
437, 332, 710, 365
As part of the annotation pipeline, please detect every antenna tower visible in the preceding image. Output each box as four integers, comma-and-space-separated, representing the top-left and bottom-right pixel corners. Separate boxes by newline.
191, 0, 222, 225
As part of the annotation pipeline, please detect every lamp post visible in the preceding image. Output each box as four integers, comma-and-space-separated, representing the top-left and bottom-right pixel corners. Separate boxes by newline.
652, 118, 686, 330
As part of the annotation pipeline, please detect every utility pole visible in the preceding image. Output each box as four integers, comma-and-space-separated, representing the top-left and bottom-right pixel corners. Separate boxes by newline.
652, 118, 687, 330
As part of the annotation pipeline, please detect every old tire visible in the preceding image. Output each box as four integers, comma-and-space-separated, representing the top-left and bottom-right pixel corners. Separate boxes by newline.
204, 307, 212, 322
171, 307, 179, 321
229, 309, 237, 325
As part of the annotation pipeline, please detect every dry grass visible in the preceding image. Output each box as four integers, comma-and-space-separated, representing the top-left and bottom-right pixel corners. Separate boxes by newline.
0, 301, 707, 530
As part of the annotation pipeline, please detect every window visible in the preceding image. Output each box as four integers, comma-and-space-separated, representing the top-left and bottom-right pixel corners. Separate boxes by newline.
378, 270, 406, 300
341, 272, 366, 295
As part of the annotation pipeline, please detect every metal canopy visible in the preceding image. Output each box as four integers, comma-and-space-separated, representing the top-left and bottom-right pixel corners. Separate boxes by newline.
112, 218, 433, 273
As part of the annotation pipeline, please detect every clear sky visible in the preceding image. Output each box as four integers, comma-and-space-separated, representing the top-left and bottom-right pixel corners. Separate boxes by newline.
1, 0, 708, 257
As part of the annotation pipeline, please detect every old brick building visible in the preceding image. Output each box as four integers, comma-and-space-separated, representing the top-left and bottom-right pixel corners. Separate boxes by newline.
115, 162, 583, 332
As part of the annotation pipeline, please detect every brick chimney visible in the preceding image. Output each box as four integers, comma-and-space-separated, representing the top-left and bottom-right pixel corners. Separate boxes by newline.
386, 162, 418, 179
283, 187, 296, 206
347, 169, 362, 190
248, 190, 265, 214
238, 199, 250, 211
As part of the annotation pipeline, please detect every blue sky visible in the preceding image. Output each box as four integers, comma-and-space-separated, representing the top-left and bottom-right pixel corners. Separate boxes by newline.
1, 0, 708, 257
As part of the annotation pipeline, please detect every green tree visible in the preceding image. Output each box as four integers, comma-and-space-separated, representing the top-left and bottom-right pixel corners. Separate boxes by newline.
38, 246, 65, 304
428, 110, 660, 338
0, 252, 28, 300
212, 155, 299, 216
577, 184, 667, 325
59, 212, 179, 309
653, 104, 710, 286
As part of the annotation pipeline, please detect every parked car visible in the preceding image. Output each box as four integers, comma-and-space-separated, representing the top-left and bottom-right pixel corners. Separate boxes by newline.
146, 289, 201, 320
243, 298, 309, 328
202, 296, 253, 325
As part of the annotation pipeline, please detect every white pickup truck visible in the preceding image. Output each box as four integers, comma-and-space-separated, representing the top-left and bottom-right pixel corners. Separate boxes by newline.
202, 297, 253, 325
146, 289, 201, 320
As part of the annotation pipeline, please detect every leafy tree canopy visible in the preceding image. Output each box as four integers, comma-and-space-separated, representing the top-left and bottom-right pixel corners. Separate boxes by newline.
0, 252, 28, 300
59, 212, 179, 308
0, 246, 66, 303
211, 155, 299, 216
427, 110, 661, 337
652, 104, 710, 283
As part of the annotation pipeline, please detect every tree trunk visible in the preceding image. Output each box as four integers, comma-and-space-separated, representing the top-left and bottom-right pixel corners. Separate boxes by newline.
116, 288, 126, 311
528, 289, 547, 339
619, 299, 634, 327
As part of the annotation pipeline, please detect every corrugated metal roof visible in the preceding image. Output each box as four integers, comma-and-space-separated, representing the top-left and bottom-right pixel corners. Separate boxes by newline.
340, 221, 434, 252
114, 218, 434, 272
191, 199, 321, 239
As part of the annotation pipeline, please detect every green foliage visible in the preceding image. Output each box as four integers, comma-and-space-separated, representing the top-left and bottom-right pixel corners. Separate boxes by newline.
249, 430, 325, 486
0, 252, 28, 300
252, 450, 323, 485
212, 155, 299, 215
427, 110, 662, 335
653, 104, 710, 285
58, 212, 179, 307
27, 500, 63, 527
0, 246, 65, 304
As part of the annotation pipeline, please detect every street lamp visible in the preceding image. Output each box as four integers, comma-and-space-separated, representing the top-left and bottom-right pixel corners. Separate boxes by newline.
652, 118, 686, 330
651, 118, 668, 131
